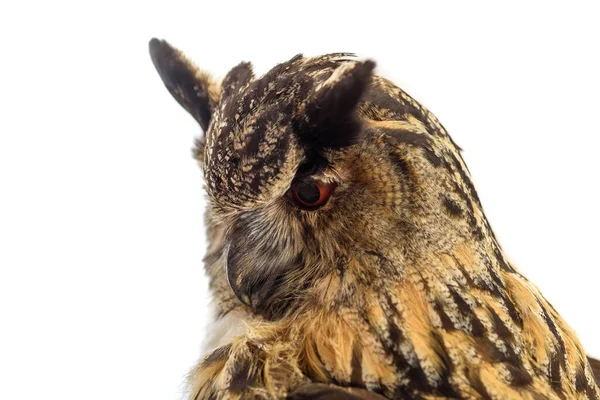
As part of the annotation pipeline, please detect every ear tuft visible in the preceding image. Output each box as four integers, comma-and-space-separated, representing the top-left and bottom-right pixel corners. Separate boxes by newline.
221, 61, 255, 100
299, 60, 376, 150
149, 38, 219, 133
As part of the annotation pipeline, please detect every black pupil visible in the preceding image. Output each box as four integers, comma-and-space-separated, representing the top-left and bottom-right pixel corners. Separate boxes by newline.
296, 183, 321, 204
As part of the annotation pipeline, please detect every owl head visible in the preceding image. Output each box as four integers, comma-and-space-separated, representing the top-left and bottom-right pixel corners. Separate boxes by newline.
149, 39, 487, 319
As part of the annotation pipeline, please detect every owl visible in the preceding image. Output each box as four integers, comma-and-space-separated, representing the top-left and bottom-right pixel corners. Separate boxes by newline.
149, 38, 600, 399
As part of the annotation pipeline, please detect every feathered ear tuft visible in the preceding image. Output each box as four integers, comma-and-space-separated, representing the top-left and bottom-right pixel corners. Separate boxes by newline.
221, 61, 255, 100
149, 38, 220, 133
298, 60, 376, 151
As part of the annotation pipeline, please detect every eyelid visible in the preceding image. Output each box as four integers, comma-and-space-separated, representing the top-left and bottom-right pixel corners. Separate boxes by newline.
295, 155, 329, 177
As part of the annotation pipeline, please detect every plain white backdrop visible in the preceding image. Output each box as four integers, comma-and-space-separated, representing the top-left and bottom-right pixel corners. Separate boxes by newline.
1, 1, 599, 399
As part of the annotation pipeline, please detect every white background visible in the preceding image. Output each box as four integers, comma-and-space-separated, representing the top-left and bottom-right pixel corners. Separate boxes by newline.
1, 1, 598, 399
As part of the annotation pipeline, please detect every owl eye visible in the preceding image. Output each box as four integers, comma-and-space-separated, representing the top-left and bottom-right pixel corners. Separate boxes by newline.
291, 180, 335, 209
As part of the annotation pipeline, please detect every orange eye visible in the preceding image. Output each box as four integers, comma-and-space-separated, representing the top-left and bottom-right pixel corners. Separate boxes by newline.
291, 180, 335, 209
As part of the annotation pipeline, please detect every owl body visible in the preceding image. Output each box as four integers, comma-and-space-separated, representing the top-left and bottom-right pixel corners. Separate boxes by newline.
149, 39, 599, 399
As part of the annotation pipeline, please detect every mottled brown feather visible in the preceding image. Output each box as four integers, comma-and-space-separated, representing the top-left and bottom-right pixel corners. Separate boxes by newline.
287, 383, 387, 400
589, 357, 600, 386
150, 40, 600, 400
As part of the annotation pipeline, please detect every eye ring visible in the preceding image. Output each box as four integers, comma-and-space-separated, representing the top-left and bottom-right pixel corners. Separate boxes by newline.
291, 180, 336, 209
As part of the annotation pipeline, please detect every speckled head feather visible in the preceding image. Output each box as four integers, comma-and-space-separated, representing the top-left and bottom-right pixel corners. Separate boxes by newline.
149, 38, 599, 400
204, 53, 375, 215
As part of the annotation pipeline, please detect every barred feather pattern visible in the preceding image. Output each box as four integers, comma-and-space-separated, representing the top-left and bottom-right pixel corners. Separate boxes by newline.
148, 41, 599, 400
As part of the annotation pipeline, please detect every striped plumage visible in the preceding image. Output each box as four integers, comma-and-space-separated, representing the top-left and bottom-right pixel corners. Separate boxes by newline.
149, 38, 599, 399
